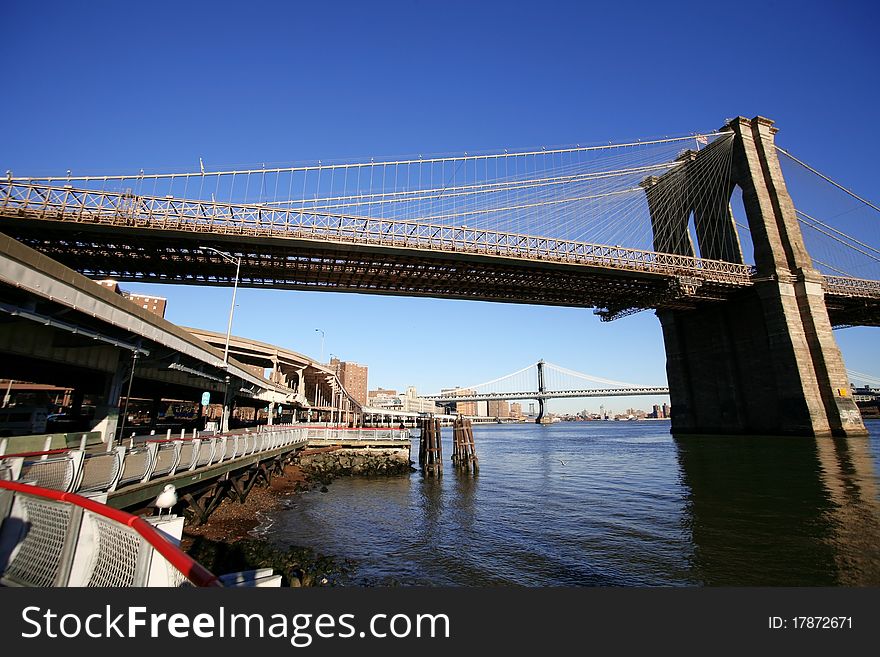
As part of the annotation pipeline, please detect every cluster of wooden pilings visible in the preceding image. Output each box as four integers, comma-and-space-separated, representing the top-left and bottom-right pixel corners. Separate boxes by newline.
452, 415, 479, 474
418, 417, 443, 477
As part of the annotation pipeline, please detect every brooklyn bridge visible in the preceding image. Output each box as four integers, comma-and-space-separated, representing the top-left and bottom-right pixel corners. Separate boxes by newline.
1, 115, 878, 438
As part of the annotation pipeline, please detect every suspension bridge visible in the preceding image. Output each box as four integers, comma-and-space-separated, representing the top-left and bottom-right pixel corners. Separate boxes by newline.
0, 115, 878, 437
423, 360, 669, 422
1, 123, 877, 323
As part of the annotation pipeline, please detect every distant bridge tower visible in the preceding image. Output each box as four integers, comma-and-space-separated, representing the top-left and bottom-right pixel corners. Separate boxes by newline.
645, 116, 865, 437
535, 359, 546, 424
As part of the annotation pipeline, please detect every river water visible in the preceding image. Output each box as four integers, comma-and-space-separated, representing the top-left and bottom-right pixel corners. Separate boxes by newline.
259, 420, 880, 586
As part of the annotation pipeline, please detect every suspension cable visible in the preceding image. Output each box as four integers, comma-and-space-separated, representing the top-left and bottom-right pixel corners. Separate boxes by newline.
776, 146, 880, 214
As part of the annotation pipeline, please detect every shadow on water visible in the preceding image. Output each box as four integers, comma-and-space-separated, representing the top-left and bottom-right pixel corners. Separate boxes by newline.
675, 431, 880, 585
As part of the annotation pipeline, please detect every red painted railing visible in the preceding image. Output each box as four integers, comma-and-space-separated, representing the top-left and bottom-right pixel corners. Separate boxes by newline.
0, 479, 221, 587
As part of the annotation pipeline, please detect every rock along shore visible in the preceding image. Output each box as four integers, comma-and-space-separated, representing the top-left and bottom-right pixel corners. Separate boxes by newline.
297, 446, 414, 478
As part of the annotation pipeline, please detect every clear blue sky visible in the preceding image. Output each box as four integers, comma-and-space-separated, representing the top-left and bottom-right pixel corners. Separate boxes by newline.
2, 1, 878, 413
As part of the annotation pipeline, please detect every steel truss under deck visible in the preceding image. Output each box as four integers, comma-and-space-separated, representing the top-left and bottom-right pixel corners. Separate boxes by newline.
0, 181, 878, 324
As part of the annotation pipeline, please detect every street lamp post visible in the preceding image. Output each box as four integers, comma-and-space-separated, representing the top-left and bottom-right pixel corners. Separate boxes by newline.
200, 246, 241, 365
329, 354, 339, 425
199, 246, 241, 432
222, 374, 231, 433
315, 328, 325, 363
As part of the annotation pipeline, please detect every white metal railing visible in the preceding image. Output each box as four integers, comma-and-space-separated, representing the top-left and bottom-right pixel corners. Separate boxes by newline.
304, 426, 412, 443
0, 424, 310, 497
0, 425, 406, 588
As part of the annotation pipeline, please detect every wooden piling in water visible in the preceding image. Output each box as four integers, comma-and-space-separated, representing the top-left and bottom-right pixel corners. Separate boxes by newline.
451, 415, 479, 474
418, 417, 443, 477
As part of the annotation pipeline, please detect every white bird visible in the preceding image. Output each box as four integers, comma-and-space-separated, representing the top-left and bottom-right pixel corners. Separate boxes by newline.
155, 484, 178, 516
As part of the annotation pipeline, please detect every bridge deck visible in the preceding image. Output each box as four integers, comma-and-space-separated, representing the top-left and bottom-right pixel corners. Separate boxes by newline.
1, 182, 878, 324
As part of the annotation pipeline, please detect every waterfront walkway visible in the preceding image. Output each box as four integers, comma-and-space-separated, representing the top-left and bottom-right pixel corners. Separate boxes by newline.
0, 425, 411, 587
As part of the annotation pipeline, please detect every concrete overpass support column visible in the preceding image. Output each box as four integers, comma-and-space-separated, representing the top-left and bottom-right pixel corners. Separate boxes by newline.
654, 116, 866, 437
148, 396, 162, 431
92, 352, 124, 445
70, 388, 85, 424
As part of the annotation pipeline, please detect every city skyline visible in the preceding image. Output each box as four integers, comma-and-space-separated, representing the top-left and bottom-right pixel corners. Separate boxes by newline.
2, 1, 877, 415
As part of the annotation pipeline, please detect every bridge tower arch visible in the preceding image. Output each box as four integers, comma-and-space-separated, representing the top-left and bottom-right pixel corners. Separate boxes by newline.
535, 359, 546, 424
647, 116, 866, 437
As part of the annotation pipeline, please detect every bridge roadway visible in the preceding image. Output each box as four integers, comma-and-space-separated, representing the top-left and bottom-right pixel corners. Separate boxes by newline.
184, 326, 362, 416
424, 387, 670, 403
1, 181, 878, 325
0, 234, 299, 441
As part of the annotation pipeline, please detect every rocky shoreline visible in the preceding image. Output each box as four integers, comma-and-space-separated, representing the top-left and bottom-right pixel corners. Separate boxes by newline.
298, 446, 414, 478
180, 446, 413, 586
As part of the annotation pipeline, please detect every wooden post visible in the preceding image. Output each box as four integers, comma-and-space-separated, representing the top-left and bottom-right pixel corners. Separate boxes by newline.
451, 415, 478, 474
418, 416, 442, 477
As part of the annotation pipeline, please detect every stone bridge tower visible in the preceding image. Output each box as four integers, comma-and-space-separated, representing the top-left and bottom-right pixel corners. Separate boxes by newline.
644, 116, 866, 437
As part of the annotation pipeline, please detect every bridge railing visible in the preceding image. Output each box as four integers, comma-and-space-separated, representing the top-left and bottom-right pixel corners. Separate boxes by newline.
425, 386, 672, 402
0, 424, 310, 498
823, 275, 880, 297
3, 182, 879, 300
0, 480, 221, 586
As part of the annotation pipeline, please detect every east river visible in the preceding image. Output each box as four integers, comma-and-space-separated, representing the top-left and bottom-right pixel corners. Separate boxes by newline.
257, 419, 880, 586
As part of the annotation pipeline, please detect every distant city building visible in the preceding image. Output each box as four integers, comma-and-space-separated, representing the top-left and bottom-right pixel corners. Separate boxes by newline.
242, 364, 265, 379
366, 386, 439, 413
401, 386, 440, 414
510, 402, 523, 419
331, 358, 368, 406
373, 395, 404, 411
488, 400, 510, 418
368, 388, 397, 402
98, 279, 167, 318
367, 388, 400, 410
662, 403, 671, 418
128, 293, 167, 318
440, 387, 477, 416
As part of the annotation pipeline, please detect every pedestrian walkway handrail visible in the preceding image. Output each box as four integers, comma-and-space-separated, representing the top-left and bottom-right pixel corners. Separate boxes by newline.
0, 424, 310, 497
0, 479, 221, 587
301, 426, 412, 442
0, 425, 409, 497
